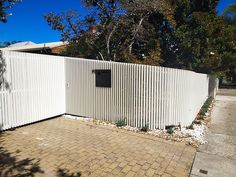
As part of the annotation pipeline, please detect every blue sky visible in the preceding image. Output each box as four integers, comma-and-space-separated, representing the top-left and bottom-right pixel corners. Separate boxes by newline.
0, 0, 235, 43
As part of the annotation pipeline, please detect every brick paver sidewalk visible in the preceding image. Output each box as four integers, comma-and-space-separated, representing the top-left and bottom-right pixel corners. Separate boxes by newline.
0, 117, 196, 177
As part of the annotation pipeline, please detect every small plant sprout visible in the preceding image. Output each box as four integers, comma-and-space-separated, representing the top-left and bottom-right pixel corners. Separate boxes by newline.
198, 96, 213, 119
167, 127, 174, 134
186, 124, 194, 130
115, 118, 127, 127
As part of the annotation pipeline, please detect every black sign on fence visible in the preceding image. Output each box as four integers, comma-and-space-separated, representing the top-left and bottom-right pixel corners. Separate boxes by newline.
93, 69, 112, 88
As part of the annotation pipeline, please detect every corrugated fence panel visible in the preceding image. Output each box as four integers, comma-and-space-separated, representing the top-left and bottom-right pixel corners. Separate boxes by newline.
0, 51, 217, 130
65, 57, 212, 129
0, 51, 65, 130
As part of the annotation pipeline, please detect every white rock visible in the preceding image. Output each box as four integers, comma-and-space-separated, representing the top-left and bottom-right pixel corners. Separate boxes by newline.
63, 115, 93, 122
63, 115, 208, 146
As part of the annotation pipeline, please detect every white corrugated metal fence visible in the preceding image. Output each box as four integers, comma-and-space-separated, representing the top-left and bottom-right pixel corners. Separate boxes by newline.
0, 51, 217, 130
65, 57, 210, 129
0, 51, 65, 130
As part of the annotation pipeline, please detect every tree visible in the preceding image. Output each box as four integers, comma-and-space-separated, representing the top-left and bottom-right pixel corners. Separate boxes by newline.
46, 0, 234, 77
222, 3, 236, 47
223, 3, 236, 26
159, 0, 230, 74
222, 3, 236, 83
45, 0, 176, 64
0, 0, 19, 23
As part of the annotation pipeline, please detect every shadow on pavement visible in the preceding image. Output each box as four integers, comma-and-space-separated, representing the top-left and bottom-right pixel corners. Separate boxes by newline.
57, 169, 81, 177
0, 133, 44, 177
0, 129, 82, 177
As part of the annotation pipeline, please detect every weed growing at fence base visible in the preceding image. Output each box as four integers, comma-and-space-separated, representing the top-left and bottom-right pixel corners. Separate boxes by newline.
167, 128, 174, 134
198, 97, 214, 119
186, 124, 194, 130
193, 120, 201, 125
115, 118, 127, 127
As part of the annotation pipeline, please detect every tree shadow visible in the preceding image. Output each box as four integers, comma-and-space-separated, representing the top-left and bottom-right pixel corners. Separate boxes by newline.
0, 127, 82, 177
0, 50, 10, 90
57, 169, 81, 177
0, 132, 44, 177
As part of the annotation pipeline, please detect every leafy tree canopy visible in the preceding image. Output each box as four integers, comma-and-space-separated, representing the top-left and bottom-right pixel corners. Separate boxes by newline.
223, 3, 236, 26
45, 0, 235, 78
221, 3, 236, 83
161, 0, 224, 73
45, 0, 176, 64
0, 0, 19, 23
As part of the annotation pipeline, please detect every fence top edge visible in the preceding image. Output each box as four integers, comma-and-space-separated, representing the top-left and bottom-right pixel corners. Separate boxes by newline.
1, 50, 209, 76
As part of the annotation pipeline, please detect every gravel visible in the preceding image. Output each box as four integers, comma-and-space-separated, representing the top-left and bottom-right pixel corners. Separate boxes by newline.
64, 110, 210, 147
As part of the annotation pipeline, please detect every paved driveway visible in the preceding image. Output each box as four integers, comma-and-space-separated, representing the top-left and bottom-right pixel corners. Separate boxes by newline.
0, 117, 195, 177
191, 89, 236, 177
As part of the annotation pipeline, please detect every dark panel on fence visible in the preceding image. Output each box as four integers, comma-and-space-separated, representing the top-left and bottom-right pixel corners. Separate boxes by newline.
94, 70, 112, 88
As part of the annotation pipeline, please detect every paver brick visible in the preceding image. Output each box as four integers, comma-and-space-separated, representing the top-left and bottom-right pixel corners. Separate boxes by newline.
146, 168, 156, 177
132, 164, 141, 172
122, 165, 132, 173
125, 171, 136, 177
0, 117, 196, 177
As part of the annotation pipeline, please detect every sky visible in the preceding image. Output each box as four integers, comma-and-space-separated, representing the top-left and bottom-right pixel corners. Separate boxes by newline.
0, 0, 236, 44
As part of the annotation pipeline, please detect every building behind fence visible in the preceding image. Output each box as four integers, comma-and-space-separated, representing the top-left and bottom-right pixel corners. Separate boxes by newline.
0, 51, 218, 130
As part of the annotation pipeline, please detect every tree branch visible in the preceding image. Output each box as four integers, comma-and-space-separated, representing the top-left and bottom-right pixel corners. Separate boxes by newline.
67, 17, 80, 39
129, 15, 146, 54
107, 24, 118, 58
98, 51, 105, 60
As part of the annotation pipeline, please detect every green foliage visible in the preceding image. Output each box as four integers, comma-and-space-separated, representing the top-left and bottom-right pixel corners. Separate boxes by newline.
198, 96, 213, 118
60, 42, 82, 57
223, 3, 236, 26
205, 97, 214, 105
161, 0, 227, 74
115, 118, 127, 127
221, 3, 236, 83
167, 128, 174, 134
45, 0, 235, 77
0, 0, 19, 23
45, 0, 175, 64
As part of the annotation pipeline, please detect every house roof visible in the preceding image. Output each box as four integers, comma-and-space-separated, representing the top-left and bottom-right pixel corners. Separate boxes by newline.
8, 41, 36, 47
1, 41, 68, 52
